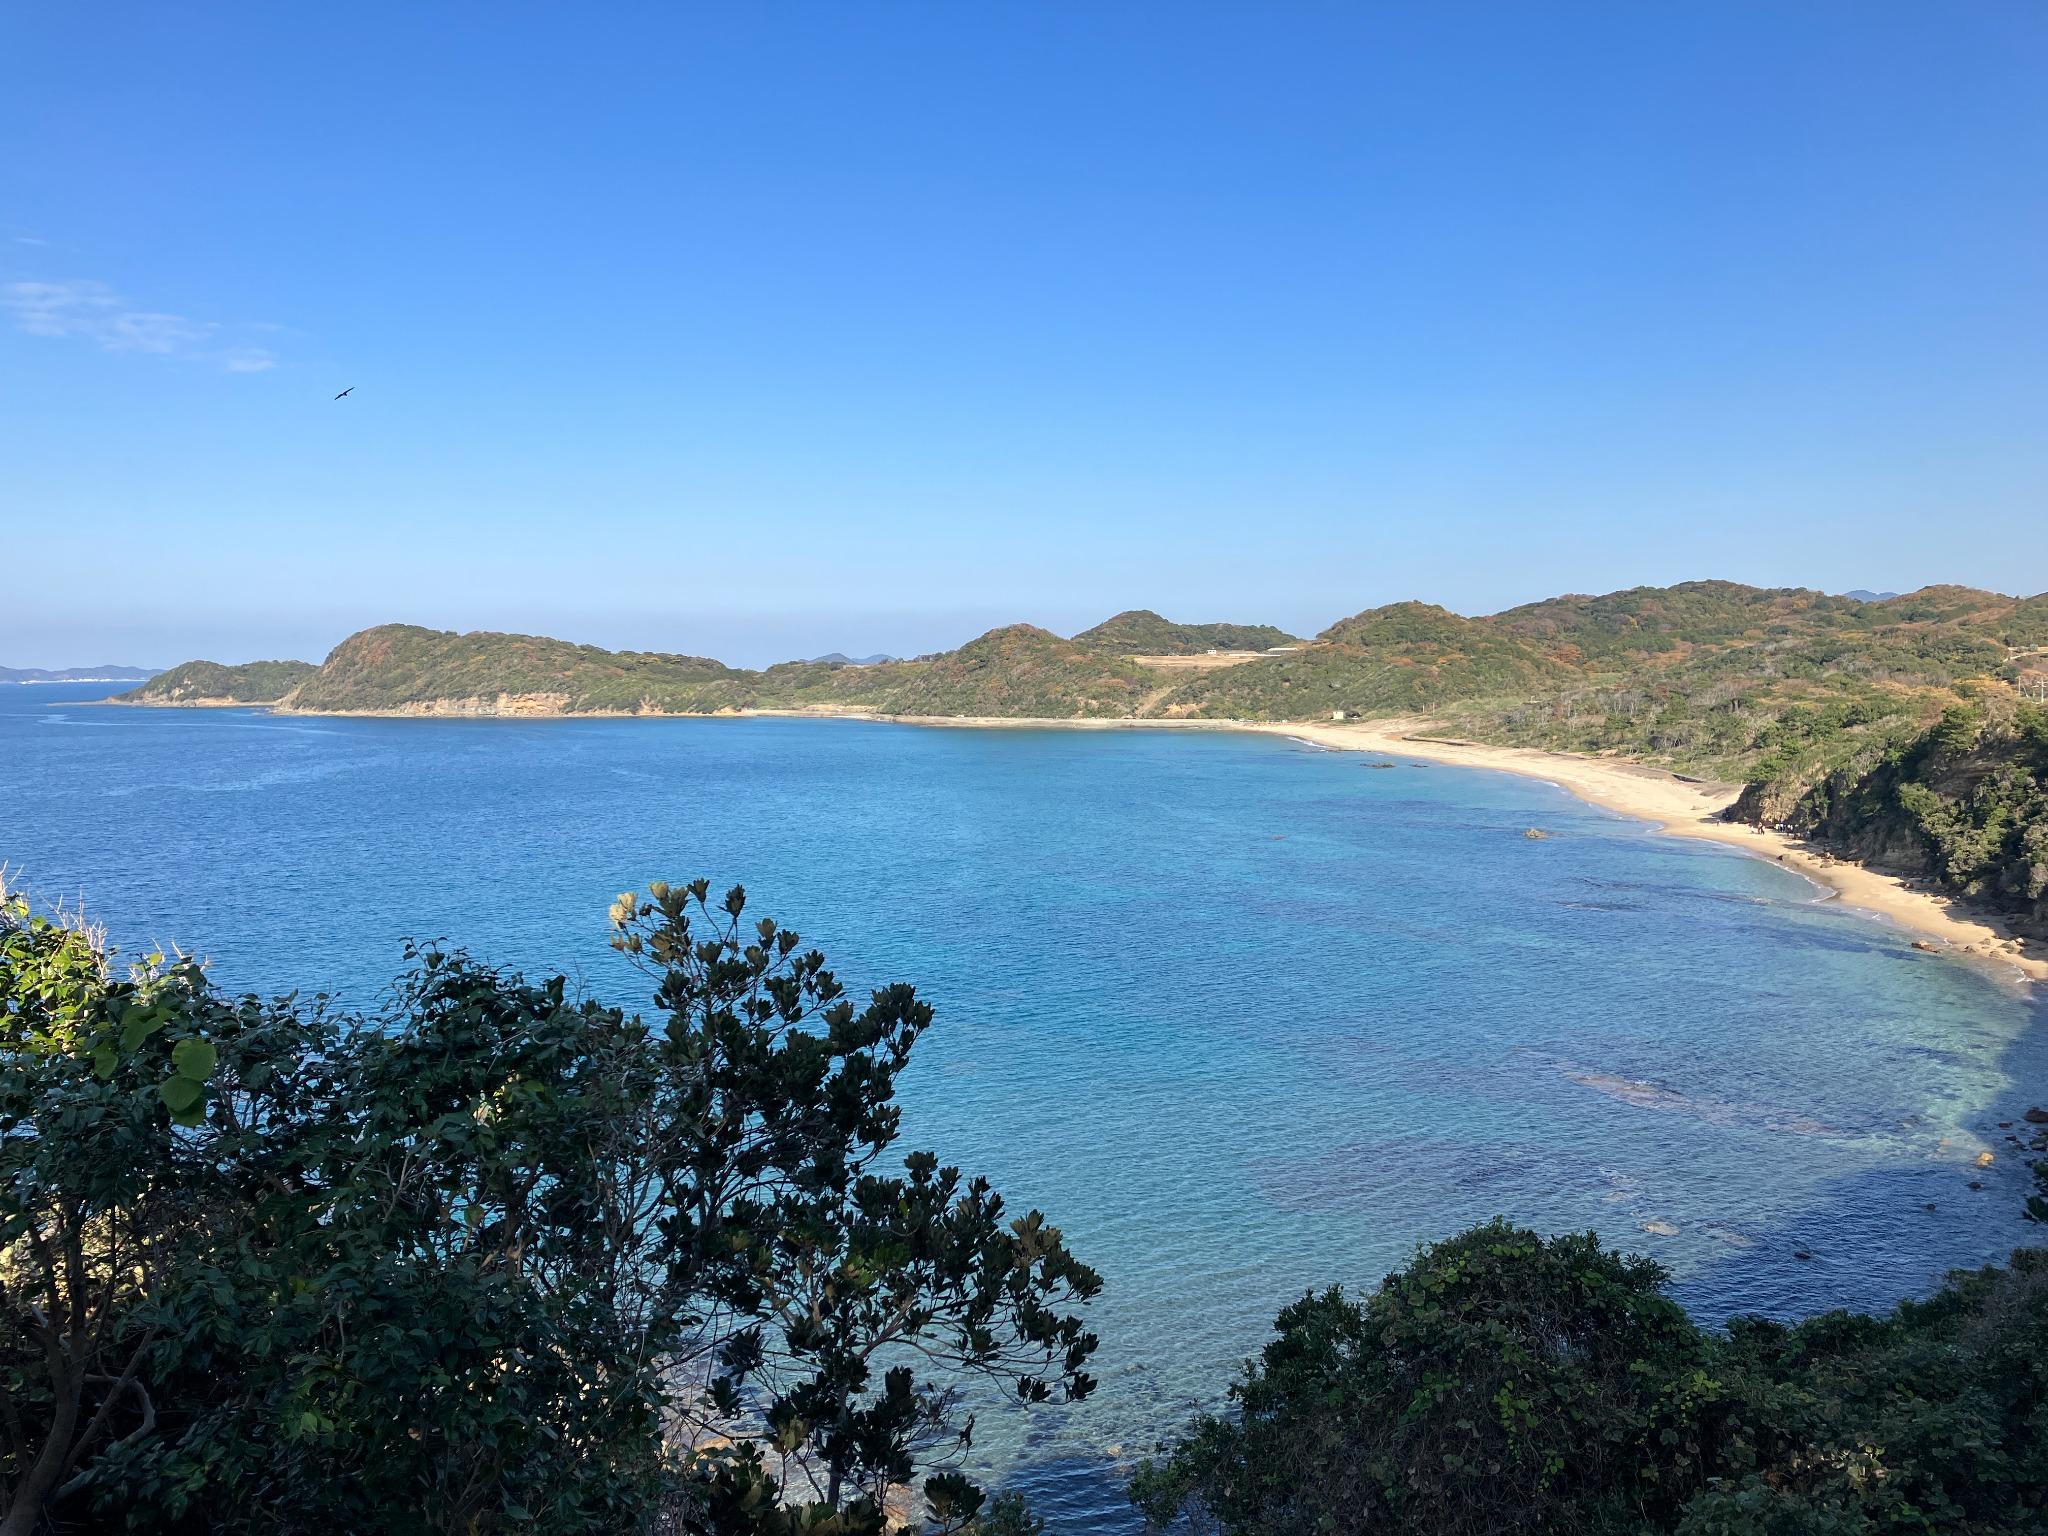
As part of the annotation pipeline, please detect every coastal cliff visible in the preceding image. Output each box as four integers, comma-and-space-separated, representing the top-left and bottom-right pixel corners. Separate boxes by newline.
1730, 694, 2048, 940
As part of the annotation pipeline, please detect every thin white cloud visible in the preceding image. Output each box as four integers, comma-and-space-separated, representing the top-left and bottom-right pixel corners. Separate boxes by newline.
4, 277, 278, 372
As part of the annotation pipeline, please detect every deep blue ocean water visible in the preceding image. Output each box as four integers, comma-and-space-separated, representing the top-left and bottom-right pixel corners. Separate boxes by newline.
6, 684, 2046, 1529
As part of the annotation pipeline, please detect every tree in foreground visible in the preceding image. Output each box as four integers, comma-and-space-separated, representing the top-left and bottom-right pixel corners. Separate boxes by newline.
1130, 1221, 1713, 1536
0, 878, 1097, 1535
1133, 1220, 2048, 1536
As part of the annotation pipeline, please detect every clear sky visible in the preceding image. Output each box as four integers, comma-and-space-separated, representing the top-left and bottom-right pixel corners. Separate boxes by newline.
4, 2, 2044, 669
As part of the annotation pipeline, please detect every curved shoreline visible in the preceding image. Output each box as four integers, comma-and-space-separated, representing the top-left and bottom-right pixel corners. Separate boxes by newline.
1247, 718, 2046, 988
97, 697, 2047, 986
754, 709, 2047, 987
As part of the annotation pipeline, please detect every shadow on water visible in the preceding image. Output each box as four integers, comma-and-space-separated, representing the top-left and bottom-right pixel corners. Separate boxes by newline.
1671, 987, 2048, 1323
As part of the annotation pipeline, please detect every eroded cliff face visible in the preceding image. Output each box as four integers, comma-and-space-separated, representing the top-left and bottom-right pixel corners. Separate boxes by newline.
1731, 696, 2048, 939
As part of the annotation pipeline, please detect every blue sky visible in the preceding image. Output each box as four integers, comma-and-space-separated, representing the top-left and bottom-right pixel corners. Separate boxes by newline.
4, 2, 2044, 668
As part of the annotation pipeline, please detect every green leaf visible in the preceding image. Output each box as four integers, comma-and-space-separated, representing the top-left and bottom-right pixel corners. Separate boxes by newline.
121, 1009, 166, 1051
160, 1075, 204, 1113
172, 1037, 219, 1081
91, 1044, 117, 1079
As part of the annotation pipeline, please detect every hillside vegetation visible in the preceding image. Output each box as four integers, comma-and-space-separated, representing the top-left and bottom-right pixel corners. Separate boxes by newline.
1734, 693, 2048, 936
117, 658, 317, 704
870, 625, 1158, 717
1164, 602, 1568, 719
283, 624, 752, 714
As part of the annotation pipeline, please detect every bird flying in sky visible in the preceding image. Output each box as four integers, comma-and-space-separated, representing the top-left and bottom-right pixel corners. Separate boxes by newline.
334, 386, 354, 399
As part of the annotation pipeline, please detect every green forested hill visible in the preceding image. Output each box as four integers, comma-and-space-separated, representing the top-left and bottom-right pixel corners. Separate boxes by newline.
868, 625, 1158, 717
285, 624, 751, 713
1071, 609, 1299, 655
1486, 580, 1870, 661
1436, 586, 2026, 786
1159, 602, 1567, 720
116, 658, 318, 704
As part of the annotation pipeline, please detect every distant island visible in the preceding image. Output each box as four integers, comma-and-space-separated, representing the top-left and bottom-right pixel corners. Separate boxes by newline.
0, 664, 159, 684
114, 582, 2048, 955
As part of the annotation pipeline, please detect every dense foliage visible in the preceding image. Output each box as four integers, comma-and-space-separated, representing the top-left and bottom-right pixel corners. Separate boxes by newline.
1741, 694, 2048, 936
1134, 1221, 2048, 1536
0, 881, 1096, 1535
284, 624, 753, 714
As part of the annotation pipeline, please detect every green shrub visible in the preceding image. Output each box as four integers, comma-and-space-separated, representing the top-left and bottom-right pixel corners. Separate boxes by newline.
1, 882, 1097, 1536
1138, 1228, 2048, 1536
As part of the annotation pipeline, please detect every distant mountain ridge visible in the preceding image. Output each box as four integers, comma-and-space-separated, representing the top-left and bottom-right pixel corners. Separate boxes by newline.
116, 584, 2048, 732
1, 664, 160, 684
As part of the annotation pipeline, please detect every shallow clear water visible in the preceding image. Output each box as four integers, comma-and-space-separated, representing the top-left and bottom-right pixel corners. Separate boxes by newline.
5, 685, 2045, 1529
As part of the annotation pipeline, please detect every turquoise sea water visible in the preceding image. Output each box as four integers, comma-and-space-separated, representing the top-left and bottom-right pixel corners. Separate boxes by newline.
5, 684, 2046, 1529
